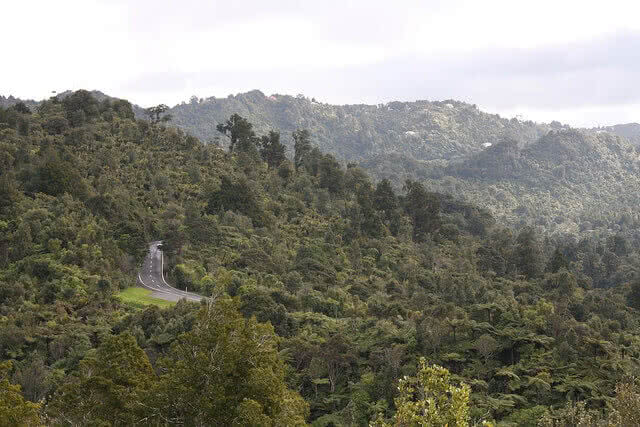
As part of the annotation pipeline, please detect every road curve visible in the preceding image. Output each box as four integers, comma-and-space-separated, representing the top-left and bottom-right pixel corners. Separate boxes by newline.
137, 241, 203, 302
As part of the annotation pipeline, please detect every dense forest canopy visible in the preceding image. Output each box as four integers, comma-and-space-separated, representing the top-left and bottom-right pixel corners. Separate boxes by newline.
167, 90, 552, 162
156, 92, 640, 249
3, 91, 640, 425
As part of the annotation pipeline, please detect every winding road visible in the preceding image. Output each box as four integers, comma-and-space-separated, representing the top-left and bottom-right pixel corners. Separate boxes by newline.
137, 241, 203, 302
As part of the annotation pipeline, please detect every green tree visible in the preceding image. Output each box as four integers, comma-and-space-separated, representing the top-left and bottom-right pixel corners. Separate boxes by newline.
547, 247, 569, 273
154, 296, 309, 426
206, 175, 266, 227
538, 400, 606, 426
11, 102, 31, 115
145, 104, 172, 124
515, 226, 543, 278
374, 358, 470, 427
260, 130, 287, 168
374, 178, 397, 220
610, 380, 640, 425
627, 279, 640, 310
62, 89, 99, 126
47, 333, 155, 425
317, 154, 345, 194
0, 361, 42, 427
403, 180, 441, 241
217, 113, 257, 153
0, 172, 19, 211
293, 129, 312, 170
29, 150, 87, 199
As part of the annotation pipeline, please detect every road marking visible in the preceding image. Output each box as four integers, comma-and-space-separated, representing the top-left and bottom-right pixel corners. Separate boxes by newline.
136, 241, 204, 302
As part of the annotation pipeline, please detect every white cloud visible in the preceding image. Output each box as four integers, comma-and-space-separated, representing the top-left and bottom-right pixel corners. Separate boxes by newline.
1, 0, 639, 126
164, 17, 387, 72
1, 1, 136, 99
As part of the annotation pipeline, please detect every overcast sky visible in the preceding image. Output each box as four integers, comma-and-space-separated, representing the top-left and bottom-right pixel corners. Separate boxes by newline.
2, 0, 640, 127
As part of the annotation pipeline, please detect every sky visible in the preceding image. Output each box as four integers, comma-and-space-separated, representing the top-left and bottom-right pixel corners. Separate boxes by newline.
2, 0, 640, 127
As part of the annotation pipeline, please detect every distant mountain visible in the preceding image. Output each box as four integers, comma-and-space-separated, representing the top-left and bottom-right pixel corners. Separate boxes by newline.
0, 95, 38, 110
166, 91, 640, 237
424, 130, 640, 235
0, 90, 148, 117
597, 123, 640, 146
1, 89, 553, 163
6, 88, 638, 236
167, 90, 551, 162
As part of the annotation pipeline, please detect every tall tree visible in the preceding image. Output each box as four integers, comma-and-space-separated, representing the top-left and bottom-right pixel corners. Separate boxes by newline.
374, 178, 397, 220
154, 296, 309, 425
373, 358, 471, 427
217, 113, 257, 153
547, 246, 569, 273
0, 361, 43, 427
293, 129, 312, 170
62, 89, 99, 126
145, 104, 172, 124
403, 180, 441, 241
47, 333, 155, 425
515, 226, 544, 278
260, 130, 287, 168
206, 175, 266, 227
627, 279, 640, 310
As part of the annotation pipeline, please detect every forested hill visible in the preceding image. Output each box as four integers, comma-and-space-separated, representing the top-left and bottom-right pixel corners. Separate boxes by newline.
0, 95, 37, 110
1, 90, 147, 119
420, 130, 640, 238
596, 123, 640, 146
167, 90, 551, 161
164, 91, 640, 240
7, 88, 639, 242
4, 91, 640, 425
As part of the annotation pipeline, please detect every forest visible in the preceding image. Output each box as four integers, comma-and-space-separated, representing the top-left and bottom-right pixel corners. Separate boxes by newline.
3, 91, 640, 425
160, 91, 640, 243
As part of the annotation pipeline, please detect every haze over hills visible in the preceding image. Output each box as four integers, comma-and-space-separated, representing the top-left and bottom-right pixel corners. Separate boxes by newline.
0, 95, 38, 110
596, 123, 640, 146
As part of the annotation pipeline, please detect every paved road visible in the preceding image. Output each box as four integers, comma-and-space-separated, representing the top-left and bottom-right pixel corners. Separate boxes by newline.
137, 241, 203, 302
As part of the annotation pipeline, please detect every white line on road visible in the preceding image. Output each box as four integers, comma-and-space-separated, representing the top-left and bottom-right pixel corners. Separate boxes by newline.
135, 241, 204, 302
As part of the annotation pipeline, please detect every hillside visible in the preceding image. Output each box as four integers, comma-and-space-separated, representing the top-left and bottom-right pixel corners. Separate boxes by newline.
1, 90, 148, 118
168, 90, 551, 162
12, 90, 636, 239
0, 95, 38, 110
163, 91, 640, 241
4, 91, 640, 425
599, 123, 640, 146
419, 130, 640, 240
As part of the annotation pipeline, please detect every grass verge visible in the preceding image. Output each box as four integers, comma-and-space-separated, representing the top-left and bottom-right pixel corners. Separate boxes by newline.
116, 287, 176, 308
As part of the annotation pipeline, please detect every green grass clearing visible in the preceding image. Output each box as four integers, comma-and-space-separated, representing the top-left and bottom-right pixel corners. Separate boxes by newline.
116, 287, 176, 308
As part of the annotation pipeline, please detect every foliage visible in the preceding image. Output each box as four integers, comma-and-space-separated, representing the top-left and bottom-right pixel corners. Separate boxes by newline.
145, 104, 172, 124
0, 361, 43, 427
48, 333, 155, 425
166, 92, 640, 248
167, 91, 549, 162
217, 112, 259, 153
374, 358, 470, 426
152, 296, 309, 425
3, 92, 640, 425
